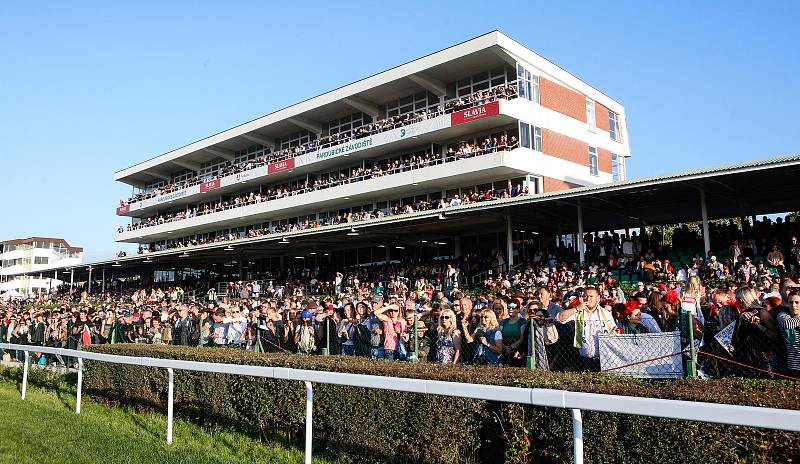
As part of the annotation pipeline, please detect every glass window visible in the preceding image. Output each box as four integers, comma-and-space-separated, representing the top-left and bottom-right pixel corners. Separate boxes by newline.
586, 98, 595, 131
533, 126, 542, 151
612, 153, 625, 181
518, 122, 541, 151
609, 111, 621, 141
589, 147, 599, 176
520, 122, 531, 149
517, 64, 540, 103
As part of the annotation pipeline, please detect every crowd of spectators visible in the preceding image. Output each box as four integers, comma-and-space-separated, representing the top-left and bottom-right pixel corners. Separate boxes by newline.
121, 134, 520, 236
6, 216, 800, 380
122, 84, 518, 206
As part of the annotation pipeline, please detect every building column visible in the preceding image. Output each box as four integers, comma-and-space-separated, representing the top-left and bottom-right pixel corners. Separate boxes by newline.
700, 189, 711, 258
454, 235, 461, 258
102, 268, 106, 295
385, 245, 391, 262
70, 269, 74, 292
577, 203, 585, 266
506, 213, 514, 270
88, 266, 93, 293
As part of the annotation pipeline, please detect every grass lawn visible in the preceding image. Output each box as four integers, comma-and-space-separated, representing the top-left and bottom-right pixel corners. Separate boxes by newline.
0, 379, 332, 464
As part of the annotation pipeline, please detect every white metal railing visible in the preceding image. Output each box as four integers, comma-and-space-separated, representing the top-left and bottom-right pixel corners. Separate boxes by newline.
2, 342, 799, 464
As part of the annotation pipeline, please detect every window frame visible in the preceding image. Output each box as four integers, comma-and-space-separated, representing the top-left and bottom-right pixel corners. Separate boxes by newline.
588, 146, 599, 177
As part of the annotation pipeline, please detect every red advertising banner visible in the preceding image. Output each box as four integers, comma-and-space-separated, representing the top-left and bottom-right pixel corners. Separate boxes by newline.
116, 205, 129, 215
450, 101, 500, 126
200, 179, 221, 193
268, 157, 295, 174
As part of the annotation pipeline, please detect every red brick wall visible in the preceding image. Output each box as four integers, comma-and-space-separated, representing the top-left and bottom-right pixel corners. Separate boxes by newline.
543, 176, 584, 192
598, 148, 612, 173
540, 77, 586, 122
542, 128, 589, 166
595, 102, 611, 132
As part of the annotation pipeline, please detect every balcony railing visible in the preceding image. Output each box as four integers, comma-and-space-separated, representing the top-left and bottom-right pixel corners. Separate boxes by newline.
121, 139, 520, 236
122, 84, 519, 207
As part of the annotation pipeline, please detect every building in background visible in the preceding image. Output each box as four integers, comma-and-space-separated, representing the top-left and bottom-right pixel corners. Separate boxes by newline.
0, 237, 83, 296
113, 31, 630, 257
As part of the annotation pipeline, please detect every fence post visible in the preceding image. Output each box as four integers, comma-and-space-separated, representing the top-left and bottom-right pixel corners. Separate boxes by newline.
166, 368, 174, 444
21, 351, 29, 400
76, 358, 83, 414
411, 311, 419, 362
682, 309, 698, 378
526, 318, 535, 370
572, 408, 583, 464
304, 381, 313, 464
322, 318, 330, 356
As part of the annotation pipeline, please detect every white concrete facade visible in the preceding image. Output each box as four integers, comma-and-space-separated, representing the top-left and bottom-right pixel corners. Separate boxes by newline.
0, 238, 83, 295
115, 31, 630, 249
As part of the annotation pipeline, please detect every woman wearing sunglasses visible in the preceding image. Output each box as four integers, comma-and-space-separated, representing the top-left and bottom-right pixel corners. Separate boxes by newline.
473, 309, 504, 365
435, 308, 461, 364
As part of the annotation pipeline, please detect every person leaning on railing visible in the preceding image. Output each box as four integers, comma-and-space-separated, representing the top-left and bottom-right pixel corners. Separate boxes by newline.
123, 84, 518, 205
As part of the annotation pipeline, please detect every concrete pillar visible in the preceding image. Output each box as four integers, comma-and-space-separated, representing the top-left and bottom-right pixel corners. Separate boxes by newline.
577, 203, 585, 266
70, 269, 74, 291
385, 245, 391, 262
700, 189, 711, 258
506, 214, 514, 269
102, 268, 106, 295
454, 236, 461, 258
88, 266, 92, 293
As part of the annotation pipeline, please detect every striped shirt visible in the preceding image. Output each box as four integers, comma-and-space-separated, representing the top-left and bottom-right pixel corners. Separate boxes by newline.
776, 312, 800, 371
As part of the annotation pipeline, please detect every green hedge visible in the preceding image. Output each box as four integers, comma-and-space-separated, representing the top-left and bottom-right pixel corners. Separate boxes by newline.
83, 345, 800, 464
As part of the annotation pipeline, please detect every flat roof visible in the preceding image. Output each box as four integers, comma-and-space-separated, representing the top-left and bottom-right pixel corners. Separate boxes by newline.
1, 237, 83, 253
115, 30, 626, 185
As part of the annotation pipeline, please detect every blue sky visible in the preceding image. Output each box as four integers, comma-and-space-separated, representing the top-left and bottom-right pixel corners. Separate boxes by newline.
1, 1, 798, 260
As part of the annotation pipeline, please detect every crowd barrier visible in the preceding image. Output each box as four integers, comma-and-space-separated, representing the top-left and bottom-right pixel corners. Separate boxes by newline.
2, 342, 798, 464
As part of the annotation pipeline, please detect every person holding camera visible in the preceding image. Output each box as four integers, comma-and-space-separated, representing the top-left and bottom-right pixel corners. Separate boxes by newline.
473, 309, 503, 365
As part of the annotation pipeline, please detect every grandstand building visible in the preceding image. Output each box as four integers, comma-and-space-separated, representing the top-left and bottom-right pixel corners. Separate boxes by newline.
0, 237, 83, 295
114, 31, 630, 264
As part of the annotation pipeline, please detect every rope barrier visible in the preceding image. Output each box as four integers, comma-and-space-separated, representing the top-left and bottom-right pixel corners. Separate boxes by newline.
697, 350, 800, 381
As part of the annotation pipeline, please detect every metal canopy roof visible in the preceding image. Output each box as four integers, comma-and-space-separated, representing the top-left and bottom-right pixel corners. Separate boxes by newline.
24, 153, 800, 282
